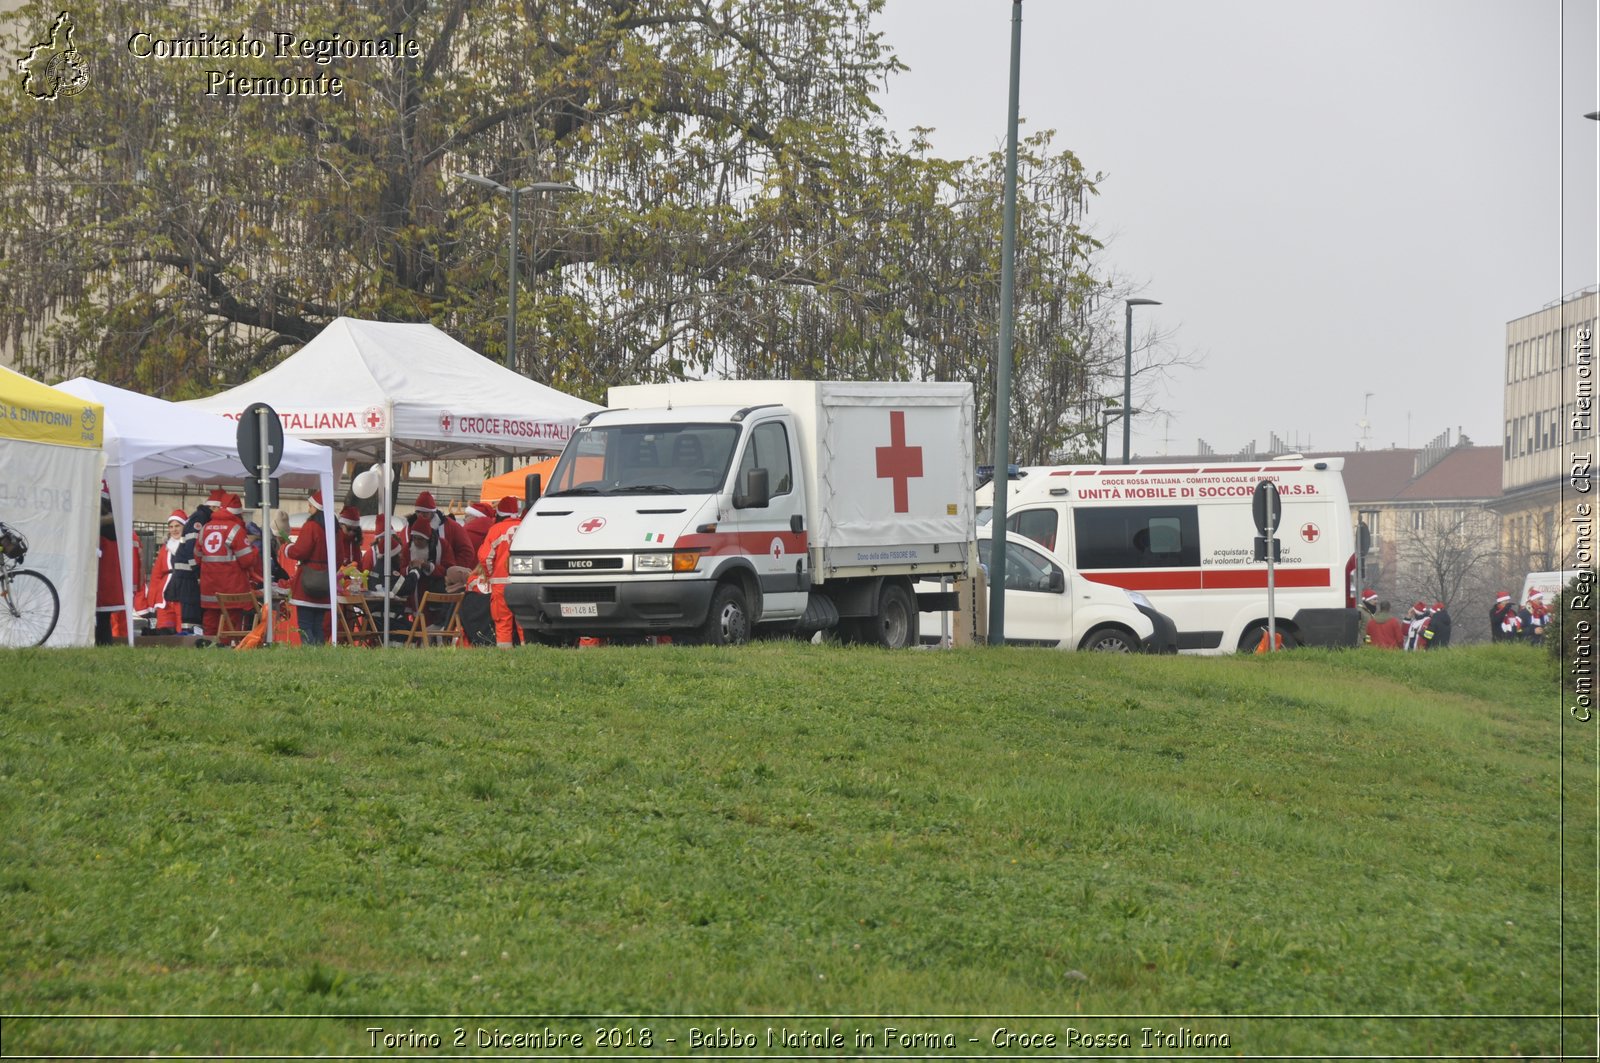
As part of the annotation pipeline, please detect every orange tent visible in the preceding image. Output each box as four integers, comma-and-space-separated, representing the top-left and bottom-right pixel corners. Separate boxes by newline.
481, 456, 561, 502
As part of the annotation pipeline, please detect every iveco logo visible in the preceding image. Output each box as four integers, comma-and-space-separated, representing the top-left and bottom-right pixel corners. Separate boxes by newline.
568, 560, 594, 568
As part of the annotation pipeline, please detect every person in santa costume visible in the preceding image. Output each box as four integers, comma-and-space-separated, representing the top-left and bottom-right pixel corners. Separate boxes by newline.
94, 481, 141, 645
462, 499, 496, 557
196, 493, 260, 640
141, 509, 188, 633
286, 490, 332, 644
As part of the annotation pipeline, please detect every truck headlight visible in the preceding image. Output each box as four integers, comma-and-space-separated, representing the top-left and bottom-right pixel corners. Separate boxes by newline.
509, 555, 534, 575
1125, 590, 1153, 610
636, 552, 672, 572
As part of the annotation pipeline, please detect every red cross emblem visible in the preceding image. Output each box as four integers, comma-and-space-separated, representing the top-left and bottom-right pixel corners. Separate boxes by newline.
875, 410, 924, 514
578, 517, 606, 534
363, 407, 384, 430
439, 411, 453, 434
1300, 522, 1320, 543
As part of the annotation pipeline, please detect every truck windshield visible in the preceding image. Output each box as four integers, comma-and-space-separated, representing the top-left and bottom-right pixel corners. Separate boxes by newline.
546, 423, 741, 496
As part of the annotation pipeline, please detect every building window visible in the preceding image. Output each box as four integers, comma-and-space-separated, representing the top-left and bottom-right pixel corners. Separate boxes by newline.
1411, 510, 1425, 532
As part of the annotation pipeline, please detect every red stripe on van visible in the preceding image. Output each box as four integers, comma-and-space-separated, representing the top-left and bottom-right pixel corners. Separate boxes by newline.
1260, 465, 1303, 472
1082, 567, 1332, 592
1203, 466, 1256, 472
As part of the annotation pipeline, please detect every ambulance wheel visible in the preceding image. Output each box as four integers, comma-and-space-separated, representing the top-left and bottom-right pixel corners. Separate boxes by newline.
858, 584, 918, 649
1080, 626, 1138, 653
698, 582, 752, 646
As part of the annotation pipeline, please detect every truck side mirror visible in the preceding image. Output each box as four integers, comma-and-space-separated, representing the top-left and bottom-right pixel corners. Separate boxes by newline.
735, 467, 770, 509
525, 473, 542, 506
1047, 569, 1065, 593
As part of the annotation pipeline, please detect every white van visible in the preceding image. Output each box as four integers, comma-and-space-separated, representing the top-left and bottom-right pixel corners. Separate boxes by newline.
979, 458, 1363, 653
1521, 570, 1591, 607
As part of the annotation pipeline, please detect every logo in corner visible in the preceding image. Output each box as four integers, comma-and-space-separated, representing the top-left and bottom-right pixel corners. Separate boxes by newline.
19, 11, 89, 101
439, 411, 453, 435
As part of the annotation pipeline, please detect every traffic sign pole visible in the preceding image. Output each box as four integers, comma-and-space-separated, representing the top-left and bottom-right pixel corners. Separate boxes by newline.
258, 406, 274, 644
1266, 488, 1276, 652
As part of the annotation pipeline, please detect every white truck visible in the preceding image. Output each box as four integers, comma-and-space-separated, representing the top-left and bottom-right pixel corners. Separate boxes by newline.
505, 380, 976, 647
980, 457, 1364, 652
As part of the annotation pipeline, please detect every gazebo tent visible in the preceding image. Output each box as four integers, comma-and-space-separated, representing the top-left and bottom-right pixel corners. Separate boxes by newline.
56, 378, 340, 645
182, 317, 600, 463
480, 456, 561, 502
183, 317, 600, 641
0, 367, 103, 647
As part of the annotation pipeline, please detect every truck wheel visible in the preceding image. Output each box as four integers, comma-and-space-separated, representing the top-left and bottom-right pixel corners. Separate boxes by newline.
858, 584, 918, 649
698, 582, 752, 646
1080, 626, 1138, 653
1238, 623, 1295, 653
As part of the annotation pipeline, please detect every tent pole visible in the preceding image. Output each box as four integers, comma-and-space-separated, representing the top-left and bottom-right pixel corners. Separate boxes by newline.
382, 430, 393, 646
322, 467, 339, 646
116, 469, 136, 646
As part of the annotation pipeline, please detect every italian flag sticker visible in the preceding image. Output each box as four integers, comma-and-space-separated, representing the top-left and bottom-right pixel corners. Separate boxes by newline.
645, 532, 666, 543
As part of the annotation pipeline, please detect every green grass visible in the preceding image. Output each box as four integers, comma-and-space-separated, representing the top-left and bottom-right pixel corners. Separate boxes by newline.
0, 642, 1591, 1057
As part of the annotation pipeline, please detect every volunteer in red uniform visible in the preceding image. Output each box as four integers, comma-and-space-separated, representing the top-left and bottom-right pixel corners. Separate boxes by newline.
412, 491, 473, 572
335, 505, 364, 571
197, 493, 260, 639
478, 495, 524, 648
287, 490, 332, 645
142, 509, 187, 632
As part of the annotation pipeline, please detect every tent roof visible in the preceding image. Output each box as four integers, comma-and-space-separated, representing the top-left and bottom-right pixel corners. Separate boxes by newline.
0, 366, 102, 450
55, 377, 333, 485
182, 317, 601, 462
482, 456, 562, 501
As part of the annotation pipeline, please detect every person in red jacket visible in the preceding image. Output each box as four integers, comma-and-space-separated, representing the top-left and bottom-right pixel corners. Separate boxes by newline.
197, 493, 260, 640
142, 509, 187, 632
462, 499, 496, 557
287, 490, 332, 645
1364, 599, 1406, 649
478, 495, 525, 648
94, 481, 142, 644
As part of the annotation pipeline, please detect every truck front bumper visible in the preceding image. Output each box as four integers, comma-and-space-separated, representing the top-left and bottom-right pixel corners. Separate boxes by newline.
506, 579, 715, 635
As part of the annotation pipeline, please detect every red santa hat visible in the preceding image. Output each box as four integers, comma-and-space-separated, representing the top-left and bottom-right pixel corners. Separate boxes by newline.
466, 500, 491, 520
337, 505, 362, 528
167, 509, 188, 525
222, 493, 242, 514
1361, 588, 1378, 604
497, 496, 520, 518
204, 489, 228, 508
1528, 589, 1543, 602
307, 490, 323, 511
414, 491, 437, 513
1432, 602, 1444, 612
1496, 591, 1512, 604
1412, 601, 1428, 614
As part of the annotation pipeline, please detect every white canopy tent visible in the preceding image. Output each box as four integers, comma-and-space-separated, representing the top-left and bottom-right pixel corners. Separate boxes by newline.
182, 317, 600, 642
182, 317, 601, 463
56, 378, 340, 646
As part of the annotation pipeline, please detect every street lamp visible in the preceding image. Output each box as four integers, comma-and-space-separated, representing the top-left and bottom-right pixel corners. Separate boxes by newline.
1122, 297, 1161, 464
460, 175, 579, 375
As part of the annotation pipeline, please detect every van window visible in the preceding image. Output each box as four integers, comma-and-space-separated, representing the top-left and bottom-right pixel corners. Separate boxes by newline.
1074, 505, 1200, 569
1007, 508, 1059, 552
736, 421, 794, 497
979, 537, 1063, 594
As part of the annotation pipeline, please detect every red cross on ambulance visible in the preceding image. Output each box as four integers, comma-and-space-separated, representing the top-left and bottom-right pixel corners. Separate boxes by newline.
1300, 522, 1320, 543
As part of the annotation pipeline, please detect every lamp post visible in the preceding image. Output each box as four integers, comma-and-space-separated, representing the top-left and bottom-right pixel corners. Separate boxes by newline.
1122, 298, 1160, 464
460, 175, 579, 375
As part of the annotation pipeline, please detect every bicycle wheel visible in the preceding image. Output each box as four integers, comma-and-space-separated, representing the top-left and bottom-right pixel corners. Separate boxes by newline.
0, 569, 60, 648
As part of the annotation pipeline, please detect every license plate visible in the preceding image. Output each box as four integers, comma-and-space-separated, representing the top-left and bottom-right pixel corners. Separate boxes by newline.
560, 603, 599, 618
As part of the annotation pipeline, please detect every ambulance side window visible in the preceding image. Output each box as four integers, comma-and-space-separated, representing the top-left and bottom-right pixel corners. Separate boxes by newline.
737, 422, 794, 497
1006, 508, 1058, 553
1075, 506, 1200, 569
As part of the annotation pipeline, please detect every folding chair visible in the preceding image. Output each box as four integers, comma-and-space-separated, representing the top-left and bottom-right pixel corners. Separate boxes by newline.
403, 591, 466, 647
214, 591, 261, 647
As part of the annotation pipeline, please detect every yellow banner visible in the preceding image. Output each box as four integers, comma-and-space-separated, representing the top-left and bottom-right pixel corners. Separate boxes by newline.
0, 368, 103, 449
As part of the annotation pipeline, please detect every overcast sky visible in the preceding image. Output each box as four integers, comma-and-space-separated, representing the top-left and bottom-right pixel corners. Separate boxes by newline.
872, 0, 1599, 459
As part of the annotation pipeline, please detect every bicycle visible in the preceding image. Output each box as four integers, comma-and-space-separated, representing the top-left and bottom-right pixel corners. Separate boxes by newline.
0, 522, 60, 648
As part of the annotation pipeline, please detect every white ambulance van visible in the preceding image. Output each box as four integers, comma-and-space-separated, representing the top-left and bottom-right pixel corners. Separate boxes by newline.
978, 458, 1363, 652
505, 380, 976, 647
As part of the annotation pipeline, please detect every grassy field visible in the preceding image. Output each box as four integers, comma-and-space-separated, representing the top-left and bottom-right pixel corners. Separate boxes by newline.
0, 641, 1593, 1058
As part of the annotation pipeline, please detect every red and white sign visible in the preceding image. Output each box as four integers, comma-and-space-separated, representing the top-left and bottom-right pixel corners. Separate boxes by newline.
578, 517, 606, 534
875, 410, 924, 514
1300, 522, 1320, 543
